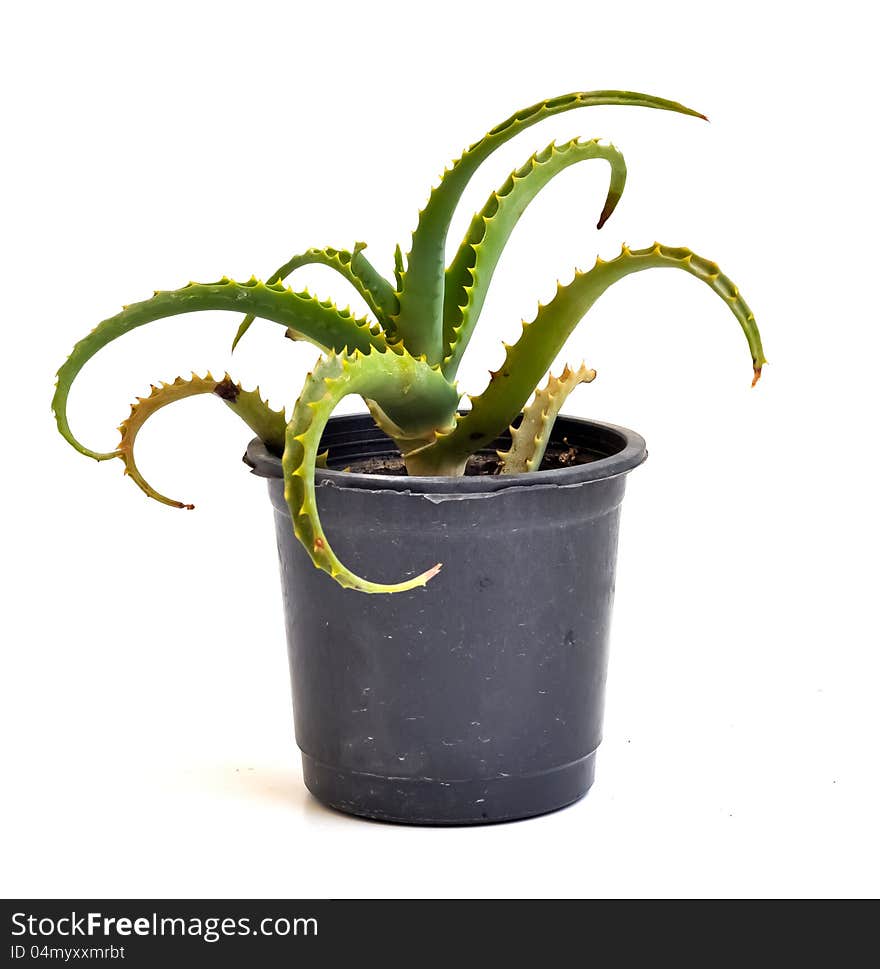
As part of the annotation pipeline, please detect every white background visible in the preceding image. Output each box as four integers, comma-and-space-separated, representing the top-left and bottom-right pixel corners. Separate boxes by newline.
2, 0, 878, 899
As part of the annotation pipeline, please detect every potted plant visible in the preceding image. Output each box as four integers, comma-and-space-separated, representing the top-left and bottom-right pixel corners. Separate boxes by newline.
53, 90, 765, 824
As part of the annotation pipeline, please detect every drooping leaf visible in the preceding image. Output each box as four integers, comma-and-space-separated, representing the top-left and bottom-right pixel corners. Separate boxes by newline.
282, 347, 458, 593
441, 138, 626, 376
409, 243, 765, 472
393, 90, 706, 361
116, 373, 286, 508
53, 278, 390, 461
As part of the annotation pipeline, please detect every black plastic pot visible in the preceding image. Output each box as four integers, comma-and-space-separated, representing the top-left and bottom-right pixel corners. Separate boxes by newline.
244, 414, 646, 825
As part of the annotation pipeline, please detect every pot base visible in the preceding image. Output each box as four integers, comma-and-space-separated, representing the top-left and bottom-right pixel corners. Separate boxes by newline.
301, 752, 596, 825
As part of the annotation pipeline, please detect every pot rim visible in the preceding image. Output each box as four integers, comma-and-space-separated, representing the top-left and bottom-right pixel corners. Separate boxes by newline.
244, 412, 647, 496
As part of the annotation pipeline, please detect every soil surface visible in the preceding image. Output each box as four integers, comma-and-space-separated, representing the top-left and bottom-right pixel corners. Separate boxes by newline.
339, 442, 598, 477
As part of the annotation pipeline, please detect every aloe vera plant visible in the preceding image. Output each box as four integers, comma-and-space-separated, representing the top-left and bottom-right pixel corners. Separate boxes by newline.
54, 90, 765, 594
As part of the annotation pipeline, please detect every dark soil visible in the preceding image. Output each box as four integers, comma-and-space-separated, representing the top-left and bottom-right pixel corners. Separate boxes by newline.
338, 441, 598, 477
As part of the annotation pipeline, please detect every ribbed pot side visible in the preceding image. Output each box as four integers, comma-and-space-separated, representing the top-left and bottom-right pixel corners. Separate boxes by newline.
245, 414, 647, 824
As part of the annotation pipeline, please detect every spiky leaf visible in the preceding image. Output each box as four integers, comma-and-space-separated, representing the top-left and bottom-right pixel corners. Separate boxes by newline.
409, 243, 765, 473
442, 138, 626, 376
283, 346, 458, 593
54, 278, 390, 461
497, 364, 596, 474
393, 90, 706, 361
232, 243, 398, 350
116, 373, 286, 507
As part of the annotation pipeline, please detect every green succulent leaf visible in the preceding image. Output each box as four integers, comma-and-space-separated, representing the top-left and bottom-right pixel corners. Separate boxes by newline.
497, 363, 597, 474
441, 138, 627, 377
231, 243, 398, 351
115, 373, 286, 508
411, 243, 765, 473
393, 90, 705, 362
53, 278, 390, 462
282, 347, 459, 593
